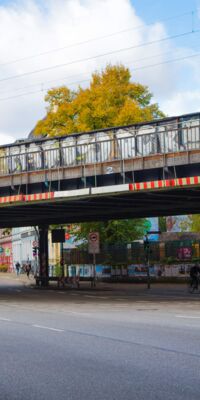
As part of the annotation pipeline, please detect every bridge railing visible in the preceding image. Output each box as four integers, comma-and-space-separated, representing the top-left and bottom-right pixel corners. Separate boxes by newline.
0, 118, 200, 176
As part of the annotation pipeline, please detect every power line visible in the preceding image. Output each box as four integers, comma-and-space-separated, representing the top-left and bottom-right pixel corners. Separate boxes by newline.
0, 50, 175, 96
2, 38, 200, 97
1, 48, 200, 102
133, 50, 200, 72
0, 10, 196, 68
0, 29, 199, 84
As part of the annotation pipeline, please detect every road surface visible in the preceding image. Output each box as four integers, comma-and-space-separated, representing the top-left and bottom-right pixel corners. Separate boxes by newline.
0, 275, 200, 400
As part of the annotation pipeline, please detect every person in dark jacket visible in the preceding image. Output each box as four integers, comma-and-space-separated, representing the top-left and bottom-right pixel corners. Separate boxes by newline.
26, 263, 31, 278
15, 262, 20, 275
190, 264, 200, 289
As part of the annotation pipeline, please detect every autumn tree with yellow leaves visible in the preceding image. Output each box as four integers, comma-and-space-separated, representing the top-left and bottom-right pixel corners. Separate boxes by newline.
34, 64, 164, 137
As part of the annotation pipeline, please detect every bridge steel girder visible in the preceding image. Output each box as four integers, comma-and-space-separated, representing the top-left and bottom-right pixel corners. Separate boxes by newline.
0, 149, 199, 190
0, 183, 200, 227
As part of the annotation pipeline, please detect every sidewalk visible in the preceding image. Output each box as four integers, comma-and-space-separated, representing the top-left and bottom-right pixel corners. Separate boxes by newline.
0, 273, 199, 299
0, 272, 33, 287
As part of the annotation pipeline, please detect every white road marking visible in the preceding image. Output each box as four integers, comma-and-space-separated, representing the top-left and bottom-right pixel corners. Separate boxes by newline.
135, 301, 148, 303
67, 311, 91, 316
0, 317, 11, 321
32, 324, 64, 332
57, 292, 65, 294
175, 315, 200, 319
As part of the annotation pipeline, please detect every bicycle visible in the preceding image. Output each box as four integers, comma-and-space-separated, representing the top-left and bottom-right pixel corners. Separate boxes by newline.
187, 276, 200, 293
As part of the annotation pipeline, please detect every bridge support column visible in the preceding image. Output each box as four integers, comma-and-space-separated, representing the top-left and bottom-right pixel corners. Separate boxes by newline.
38, 225, 49, 286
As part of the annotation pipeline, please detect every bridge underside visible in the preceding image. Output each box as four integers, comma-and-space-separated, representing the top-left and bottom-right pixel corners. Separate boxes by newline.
0, 185, 200, 228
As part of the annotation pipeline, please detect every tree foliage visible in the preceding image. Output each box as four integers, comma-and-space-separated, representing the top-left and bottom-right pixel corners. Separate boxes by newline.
71, 219, 149, 247
180, 215, 200, 232
158, 217, 167, 233
34, 64, 164, 137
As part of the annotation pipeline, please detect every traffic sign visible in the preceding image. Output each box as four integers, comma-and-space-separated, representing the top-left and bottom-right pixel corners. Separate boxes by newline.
32, 240, 38, 247
89, 232, 98, 242
88, 232, 100, 254
65, 233, 70, 240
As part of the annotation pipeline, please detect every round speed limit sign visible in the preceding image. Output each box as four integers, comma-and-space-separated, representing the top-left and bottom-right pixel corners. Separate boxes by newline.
89, 233, 98, 242
88, 232, 100, 254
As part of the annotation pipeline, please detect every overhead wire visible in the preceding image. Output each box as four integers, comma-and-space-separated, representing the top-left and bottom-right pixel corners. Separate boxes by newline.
0, 49, 176, 96
1, 37, 199, 97
0, 11, 199, 103
132, 50, 200, 72
0, 10, 196, 68
0, 29, 199, 84
0, 38, 200, 101
1, 46, 200, 102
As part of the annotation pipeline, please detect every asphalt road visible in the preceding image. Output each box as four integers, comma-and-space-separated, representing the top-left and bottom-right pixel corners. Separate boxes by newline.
0, 275, 200, 400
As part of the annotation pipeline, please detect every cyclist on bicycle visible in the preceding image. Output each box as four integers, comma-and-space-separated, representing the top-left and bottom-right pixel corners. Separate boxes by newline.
190, 264, 200, 289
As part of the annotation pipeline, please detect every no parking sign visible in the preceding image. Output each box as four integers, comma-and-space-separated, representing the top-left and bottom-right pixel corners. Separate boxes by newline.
88, 232, 100, 254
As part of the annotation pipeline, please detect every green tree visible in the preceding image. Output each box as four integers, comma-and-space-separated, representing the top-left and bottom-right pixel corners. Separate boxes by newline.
71, 219, 148, 247
158, 216, 167, 233
34, 64, 164, 137
180, 215, 200, 232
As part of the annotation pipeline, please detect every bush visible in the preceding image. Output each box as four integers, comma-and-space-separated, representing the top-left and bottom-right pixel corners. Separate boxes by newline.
0, 264, 9, 272
54, 263, 62, 277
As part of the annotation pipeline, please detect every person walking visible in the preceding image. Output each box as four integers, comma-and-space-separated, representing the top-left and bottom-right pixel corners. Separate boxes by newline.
15, 262, 20, 276
190, 263, 200, 290
26, 263, 31, 278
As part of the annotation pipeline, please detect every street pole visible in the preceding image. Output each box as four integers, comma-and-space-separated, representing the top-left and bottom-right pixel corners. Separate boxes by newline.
61, 241, 64, 278
144, 235, 151, 289
93, 252, 96, 287
88, 232, 99, 288
147, 248, 150, 290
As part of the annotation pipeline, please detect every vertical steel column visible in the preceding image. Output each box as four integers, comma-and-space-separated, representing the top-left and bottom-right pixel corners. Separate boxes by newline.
39, 225, 49, 286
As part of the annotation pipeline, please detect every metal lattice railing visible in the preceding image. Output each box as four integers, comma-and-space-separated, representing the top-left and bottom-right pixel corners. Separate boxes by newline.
0, 115, 200, 176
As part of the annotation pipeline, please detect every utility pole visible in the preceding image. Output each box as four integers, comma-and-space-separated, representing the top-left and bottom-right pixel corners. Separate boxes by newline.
144, 234, 151, 289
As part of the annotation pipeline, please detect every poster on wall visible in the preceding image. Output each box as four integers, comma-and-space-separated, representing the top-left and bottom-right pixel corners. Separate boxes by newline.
166, 215, 190, 232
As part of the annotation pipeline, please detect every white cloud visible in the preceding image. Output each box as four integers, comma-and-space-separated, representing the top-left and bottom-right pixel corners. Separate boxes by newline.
0, 132, 15, 145
0, 0, 199, 144
161, 90, 200, 117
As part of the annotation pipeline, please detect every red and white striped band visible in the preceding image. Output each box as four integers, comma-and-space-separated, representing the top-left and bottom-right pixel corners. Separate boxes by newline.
129, 176, 200, 191
0, 192, 54, 204
0, 176, 199, 204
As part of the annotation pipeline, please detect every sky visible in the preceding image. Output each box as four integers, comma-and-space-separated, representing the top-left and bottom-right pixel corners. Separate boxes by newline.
0, 0, 200, 144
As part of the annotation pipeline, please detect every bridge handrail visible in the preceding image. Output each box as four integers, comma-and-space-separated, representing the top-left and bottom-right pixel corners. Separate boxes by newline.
0, 115, 199, 176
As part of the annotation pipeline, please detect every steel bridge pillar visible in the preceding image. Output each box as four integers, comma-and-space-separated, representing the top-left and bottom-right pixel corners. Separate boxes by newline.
38, 225, 49, 286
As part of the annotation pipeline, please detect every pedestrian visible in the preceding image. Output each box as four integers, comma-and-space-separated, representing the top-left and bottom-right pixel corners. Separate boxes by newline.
15, 262, 20, 276
26, 263, 31, 278
190, 263, 200, 290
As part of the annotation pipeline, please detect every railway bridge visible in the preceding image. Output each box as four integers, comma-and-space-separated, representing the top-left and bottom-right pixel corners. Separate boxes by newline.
0, 111, 200, 279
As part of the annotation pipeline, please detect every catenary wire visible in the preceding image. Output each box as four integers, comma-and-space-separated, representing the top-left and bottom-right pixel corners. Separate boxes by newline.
0, 10, 196, 67
1, 47, 200, 102
0, 29, 199, 84
0, 49, 177, 96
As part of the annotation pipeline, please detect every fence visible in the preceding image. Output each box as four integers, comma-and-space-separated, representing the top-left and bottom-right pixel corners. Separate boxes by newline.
0, 115, 200, 176
61, 240, 200, 267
